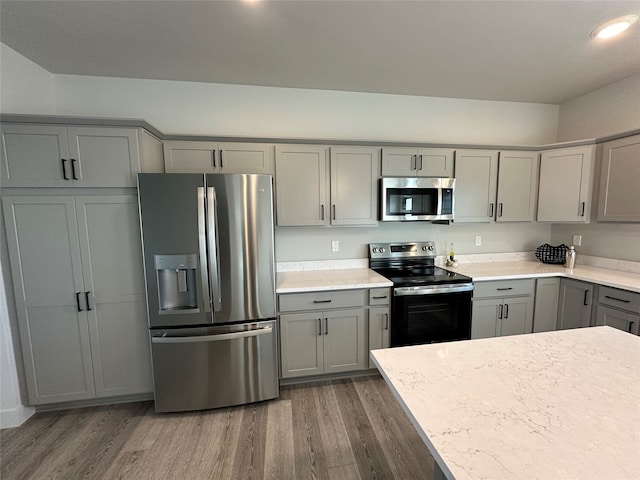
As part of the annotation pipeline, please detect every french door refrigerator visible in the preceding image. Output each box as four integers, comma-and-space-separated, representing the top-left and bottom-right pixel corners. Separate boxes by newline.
137, 173, 278, 413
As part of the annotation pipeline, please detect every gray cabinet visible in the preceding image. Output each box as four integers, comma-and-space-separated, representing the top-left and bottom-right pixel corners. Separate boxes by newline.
533, 278, 560, 332
537, 145, 595, 222
1, 124, 144, 187
557, 278, 594, 330
163, 141, 273, 174
453, 150, 498, 223
471, 279, 535, 339
381, 147, 454, 177
595, 285, 640, 335
274, 144, 378, 226
278, 289, 369, 378
597, 134, 640, 222
495, 151, 538, 222
2, 195, 152, 405
368, 288, 391, 369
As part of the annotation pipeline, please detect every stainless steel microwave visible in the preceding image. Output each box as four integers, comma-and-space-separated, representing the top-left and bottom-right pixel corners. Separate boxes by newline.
380, 177, 455, 221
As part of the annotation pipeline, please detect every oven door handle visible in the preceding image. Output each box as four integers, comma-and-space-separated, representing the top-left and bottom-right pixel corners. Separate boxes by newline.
394, 283, 474, 296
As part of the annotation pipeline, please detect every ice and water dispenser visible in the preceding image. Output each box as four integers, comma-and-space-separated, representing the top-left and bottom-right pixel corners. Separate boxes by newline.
154, 254, 199, 313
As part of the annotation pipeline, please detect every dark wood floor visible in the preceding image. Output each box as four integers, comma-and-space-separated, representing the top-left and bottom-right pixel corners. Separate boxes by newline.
1, 375, 434, 480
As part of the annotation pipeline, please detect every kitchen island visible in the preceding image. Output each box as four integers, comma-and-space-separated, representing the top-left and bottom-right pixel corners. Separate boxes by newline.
371, 327, 640, 480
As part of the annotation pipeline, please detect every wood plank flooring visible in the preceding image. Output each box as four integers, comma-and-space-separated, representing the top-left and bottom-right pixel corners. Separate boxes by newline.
1, 375, 435, 480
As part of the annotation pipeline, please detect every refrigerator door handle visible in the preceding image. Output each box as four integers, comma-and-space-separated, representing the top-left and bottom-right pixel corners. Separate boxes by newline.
207, 186, 223, 312
151, 326, 272, 344
197, 187, 212, 313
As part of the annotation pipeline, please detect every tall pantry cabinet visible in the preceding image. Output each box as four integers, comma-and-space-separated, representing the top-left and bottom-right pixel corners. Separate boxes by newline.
1, 122, 161, 406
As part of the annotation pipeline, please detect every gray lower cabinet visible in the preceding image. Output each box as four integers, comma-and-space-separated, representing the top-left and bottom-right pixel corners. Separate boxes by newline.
471, 279, 535, 339
595, 285, 640, 335
2, 195, 152, 405
533, 278, 560, 332
557, 278, 594, 330
368, 288, 391, 368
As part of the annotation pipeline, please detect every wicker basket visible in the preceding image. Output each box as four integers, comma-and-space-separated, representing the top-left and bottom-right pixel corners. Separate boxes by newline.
535, 243, 568, 264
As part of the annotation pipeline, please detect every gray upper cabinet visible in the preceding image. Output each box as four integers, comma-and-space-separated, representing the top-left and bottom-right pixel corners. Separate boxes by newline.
1, 124, 143, 187
495, 151, 539, 222
381, 147, 454, 177
2, 195, 152, 405
275, 144, 378, 226
453, 149, 498, 223
537, 145, 595, 222
163, 141, 273, 174
597, 134, 640, 222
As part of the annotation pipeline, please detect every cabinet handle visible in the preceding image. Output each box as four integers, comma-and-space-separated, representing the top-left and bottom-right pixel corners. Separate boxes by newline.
411, 155, 416, 170
313, 299, 332, 304
220, 150, 224, 169
320, 204, 325, 221
61, 159, 69, 180
418, 154, 423, 171
496, 287, 513, 291
580, 202, 585, 217
628, 321, 635, 334
325, 318, 329, 335
583, 290, 590, 306
604, 295, 630, 303
489, 203, 494, 217
332, 205, 336, 220
372, 295, 388, 299
504, 304, 509, 319
318, 318, 322, 336
498, 203, 503, 217
498, 304, 503, 319
212, 150, 216, 168
76, 292, 83, 312
384, 313, 389, 330
85, 292, 92, 311
70, 159, 78, 180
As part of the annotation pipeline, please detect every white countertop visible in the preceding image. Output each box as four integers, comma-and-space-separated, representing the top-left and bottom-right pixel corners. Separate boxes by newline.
446, 261, 640, 293
371, 327, 640, 480
276, 268, 392, 293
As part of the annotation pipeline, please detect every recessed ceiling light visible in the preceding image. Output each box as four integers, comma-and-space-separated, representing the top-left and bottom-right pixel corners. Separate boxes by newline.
591, 15, 638, 39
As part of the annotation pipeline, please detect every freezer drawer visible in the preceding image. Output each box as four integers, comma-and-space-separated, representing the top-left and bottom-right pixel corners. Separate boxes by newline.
150, 320, 278, 413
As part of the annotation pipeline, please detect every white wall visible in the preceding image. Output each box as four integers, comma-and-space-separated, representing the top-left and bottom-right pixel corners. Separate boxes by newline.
53, 75, 559, 145
553, 74, 640, 262
0, 43, 56, 114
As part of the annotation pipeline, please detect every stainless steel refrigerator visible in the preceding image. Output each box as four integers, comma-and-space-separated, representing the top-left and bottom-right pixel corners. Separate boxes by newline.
137, 173, 278, 413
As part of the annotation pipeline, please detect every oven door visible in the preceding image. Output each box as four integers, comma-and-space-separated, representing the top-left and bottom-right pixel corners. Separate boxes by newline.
391, 285, 472, 347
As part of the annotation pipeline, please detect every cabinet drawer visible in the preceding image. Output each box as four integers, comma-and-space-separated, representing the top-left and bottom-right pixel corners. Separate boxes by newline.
369, 288, 391, 305
597, 286, 640, 314
474, 279, 535, 299
279, 289, 367, 312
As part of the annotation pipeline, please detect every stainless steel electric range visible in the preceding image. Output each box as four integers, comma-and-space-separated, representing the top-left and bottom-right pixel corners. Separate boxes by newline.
369, 241, 474, 347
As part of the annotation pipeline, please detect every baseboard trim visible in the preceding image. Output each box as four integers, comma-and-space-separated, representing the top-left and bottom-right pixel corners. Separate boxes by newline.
279, 369, 381, 386
0, 405, 36, 429
34, 393, 154, 413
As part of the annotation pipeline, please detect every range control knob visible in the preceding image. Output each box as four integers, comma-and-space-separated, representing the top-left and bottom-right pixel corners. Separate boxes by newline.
379, 247, 386, 253
428, 244, 435, 251
372, 247, 378, 253
422, 245, 428, 251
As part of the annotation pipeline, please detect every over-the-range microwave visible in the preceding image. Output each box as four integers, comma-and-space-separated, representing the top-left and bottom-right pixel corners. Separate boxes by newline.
380, 177, 455, 221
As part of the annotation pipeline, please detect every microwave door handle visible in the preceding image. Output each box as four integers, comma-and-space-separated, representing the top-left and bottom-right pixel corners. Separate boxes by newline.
207, 186, 223, 312
197, 187, 212, 313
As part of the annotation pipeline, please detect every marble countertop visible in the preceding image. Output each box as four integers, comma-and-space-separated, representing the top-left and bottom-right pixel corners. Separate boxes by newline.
276, 268, 392, 293
446, 261, 640, 293
371, 327, 640, 480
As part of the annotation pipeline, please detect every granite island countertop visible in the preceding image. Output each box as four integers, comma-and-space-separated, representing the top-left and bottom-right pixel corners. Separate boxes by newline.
371, 326, 640, 480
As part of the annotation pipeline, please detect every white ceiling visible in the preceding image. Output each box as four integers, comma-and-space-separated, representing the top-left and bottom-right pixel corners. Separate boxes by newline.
1, 1, 639, 105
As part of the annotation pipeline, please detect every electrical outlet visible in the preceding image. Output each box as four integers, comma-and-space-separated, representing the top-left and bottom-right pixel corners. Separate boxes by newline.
572, 235, 582, 246
475, 236, 482, 247
331, 240, 339, 252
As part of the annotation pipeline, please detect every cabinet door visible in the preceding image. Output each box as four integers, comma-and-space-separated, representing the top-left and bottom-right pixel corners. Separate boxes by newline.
597, 135, 640, 222
75, 196, 152, 397
496, 151, 538, 222
164, 141, 218, 173
330, 146, 378, 225
537, 145, 594, 222
558, 279, 594, 330
279, 312, 324, 378
218, 143, 273, 174
368, 306, 390, 368
417, 148, 454, 177
453, 150, 498, 223
499, 297, 534, 336
68, 127, 141, 187
1, 124, 71, 187
2, 196, 95, 404
595, 306, 639, 335
323, 308, 366, 374
381, 148, 418, 176
471, 299, 500, 339
275, 145, 328, 226
533, 278, 560, 333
